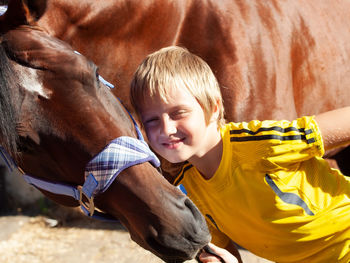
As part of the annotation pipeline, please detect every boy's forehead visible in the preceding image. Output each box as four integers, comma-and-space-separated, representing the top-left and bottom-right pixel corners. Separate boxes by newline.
138, 91, 163, 110
145, 85, 183, 103
139, 92, 168, 111
139, 86, 194, 110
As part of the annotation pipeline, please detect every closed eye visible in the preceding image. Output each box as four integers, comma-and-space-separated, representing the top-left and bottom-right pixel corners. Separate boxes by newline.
95, 69, 100, 88
144, 117, 159, 125
171, 109, 189, 119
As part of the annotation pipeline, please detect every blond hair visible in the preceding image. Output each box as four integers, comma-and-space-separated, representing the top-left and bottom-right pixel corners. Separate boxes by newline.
130, 46, 225, 127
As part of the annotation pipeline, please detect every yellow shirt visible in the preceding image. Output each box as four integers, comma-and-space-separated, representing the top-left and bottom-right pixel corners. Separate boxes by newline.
174, 116, 350, 263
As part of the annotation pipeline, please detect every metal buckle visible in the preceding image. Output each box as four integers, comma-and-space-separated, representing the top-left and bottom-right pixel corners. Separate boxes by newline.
77, 185, 95, 216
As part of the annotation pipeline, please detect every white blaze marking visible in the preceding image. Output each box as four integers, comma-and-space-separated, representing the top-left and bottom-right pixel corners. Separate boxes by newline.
19, 67, 50, 99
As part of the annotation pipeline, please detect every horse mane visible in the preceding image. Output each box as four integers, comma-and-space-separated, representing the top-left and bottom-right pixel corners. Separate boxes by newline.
0, 44, 18, 157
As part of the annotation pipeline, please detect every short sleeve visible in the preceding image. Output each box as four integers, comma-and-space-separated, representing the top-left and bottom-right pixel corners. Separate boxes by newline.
227, 116, 325, 172
260, 116, 325, 171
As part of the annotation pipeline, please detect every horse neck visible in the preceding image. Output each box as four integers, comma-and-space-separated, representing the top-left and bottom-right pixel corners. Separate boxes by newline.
0, 44, 18, 158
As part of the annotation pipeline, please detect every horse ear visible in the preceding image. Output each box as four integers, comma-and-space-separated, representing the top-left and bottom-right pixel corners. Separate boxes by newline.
0, 0, 47, 33
22, 0, 47, 22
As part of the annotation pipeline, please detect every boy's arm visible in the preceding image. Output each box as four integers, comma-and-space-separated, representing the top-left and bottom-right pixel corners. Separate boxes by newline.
224, 241, 243, 263
315, 106, 350, 151
198, 241, 242, 263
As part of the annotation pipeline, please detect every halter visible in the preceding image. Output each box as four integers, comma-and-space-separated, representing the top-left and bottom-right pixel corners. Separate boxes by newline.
0, 75, 160, 221
0, 5, 7, 16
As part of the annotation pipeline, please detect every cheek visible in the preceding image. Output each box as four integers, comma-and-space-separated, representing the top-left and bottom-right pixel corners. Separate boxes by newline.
183, 116, 204, 132
144, 127, 157, 145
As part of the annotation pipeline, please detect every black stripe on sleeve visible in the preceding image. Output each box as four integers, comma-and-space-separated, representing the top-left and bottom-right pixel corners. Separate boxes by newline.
230, 134, 307, 142
304, 129, 313, 135
230, 126, 305, 135
230, 126, 316, 143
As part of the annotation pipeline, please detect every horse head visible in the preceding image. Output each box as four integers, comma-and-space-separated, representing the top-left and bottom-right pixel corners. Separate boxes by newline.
0, 25, 210, 262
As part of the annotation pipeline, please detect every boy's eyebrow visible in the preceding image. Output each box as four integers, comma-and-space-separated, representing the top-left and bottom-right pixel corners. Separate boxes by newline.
171, 104, 192, 109
142, 104, 191, 114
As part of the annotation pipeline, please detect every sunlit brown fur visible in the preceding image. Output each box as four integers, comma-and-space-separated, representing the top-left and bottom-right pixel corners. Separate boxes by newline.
0, 24, 210, 262
5, 0, 348, 176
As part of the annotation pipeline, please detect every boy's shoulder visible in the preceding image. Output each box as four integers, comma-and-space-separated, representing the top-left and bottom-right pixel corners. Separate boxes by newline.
221, 116, 324, 155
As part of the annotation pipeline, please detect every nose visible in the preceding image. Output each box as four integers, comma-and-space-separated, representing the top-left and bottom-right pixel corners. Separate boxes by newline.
147, 195, 211, 262
160, 116, 176, 136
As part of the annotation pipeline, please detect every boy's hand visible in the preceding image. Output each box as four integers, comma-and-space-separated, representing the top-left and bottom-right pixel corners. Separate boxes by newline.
198, 243, 239, 263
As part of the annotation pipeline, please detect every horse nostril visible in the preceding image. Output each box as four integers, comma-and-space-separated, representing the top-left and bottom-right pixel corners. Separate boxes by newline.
184, 197, 202, 221
142, 194, 210, 262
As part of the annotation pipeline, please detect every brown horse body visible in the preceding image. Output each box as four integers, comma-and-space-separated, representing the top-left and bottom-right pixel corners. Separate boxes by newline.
1, 0, 350, 260
4, 0, 347, 120
3, 0, 349, 174
0, 24, 210, 262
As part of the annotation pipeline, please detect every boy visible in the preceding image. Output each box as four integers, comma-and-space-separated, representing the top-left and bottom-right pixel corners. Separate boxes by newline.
130, 46, 350, 263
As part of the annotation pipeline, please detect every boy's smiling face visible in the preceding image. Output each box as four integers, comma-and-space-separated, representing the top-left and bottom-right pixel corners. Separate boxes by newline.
140, 86, 219, 164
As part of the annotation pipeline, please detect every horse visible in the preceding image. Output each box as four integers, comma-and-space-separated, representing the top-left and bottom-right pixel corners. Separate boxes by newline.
2, 0, 349, 177
0, 25, 210, 262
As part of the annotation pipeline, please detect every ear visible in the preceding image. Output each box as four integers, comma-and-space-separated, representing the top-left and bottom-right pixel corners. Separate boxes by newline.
3, 27, 75, 72
209, 98, 221, 123
0, 0, 47, 33
22, 0, 47, 22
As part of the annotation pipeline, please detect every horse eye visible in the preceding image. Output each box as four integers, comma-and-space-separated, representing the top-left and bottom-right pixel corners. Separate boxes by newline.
95, 70, 102, 89
95, 69, 100, 82
97, 74, 115, 89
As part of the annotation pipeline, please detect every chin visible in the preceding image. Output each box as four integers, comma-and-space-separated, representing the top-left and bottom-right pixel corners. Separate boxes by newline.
165, 154, 188, 164
159, 147, 192, 164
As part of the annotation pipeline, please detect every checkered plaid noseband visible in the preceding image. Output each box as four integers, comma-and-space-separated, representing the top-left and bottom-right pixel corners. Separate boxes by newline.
85, 136, 160, 196
4, 74, 161, 221
79, 135, 160, 218
19, 119, 160, 221
18, 123, 160, 221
